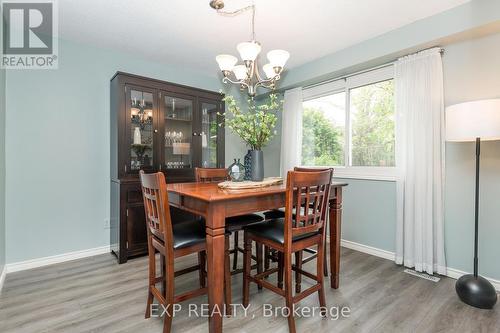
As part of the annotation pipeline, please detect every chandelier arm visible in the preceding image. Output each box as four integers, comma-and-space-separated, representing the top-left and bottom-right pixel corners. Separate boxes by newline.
223, 75, 250, 88
254, 75, 281, 90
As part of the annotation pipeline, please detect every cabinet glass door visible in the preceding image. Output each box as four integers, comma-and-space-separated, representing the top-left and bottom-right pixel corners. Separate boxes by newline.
162, 94, 194, 169
129, 88, 155, 172
201, 101, 221, 168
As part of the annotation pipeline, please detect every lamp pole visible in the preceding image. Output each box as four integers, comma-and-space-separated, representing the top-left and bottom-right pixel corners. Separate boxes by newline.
473, 137, 480, 278
455, 136, 497, 309
447, 99, 500, 309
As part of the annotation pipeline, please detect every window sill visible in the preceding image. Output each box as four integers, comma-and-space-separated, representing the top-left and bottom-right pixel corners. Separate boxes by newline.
298, 166, 397, 181
333, 174, 396, 182
332, 167, 396, 181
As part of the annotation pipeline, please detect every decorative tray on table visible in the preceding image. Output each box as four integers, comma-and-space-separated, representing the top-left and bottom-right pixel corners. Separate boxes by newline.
218, 177, 283, 189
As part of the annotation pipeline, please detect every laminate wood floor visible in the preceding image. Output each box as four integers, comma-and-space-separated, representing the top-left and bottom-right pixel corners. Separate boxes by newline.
1, 247, 499, 333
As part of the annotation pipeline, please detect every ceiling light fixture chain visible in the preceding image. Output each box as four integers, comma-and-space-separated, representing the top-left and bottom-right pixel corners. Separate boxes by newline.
212, 0, 289, 97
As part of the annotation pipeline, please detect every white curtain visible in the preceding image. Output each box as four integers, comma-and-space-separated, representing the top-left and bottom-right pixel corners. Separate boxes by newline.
280, 87, 303, 177
395, 48, 447, 275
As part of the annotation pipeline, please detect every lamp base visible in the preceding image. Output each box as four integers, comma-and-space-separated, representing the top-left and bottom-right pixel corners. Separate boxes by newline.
456, 274, 497, 309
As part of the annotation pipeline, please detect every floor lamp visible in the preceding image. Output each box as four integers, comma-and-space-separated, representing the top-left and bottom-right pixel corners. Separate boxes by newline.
446, 99, 500, 309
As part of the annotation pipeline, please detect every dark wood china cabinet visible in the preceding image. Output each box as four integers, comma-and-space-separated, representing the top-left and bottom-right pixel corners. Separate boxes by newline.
110, 72, 225, 263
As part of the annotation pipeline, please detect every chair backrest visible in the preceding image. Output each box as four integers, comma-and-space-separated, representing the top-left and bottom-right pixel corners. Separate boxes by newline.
194, 167, 229, 183
284, 169, 333, 244
294, 167, 333, 221
139, 171, 173, 247
294, 167, 331, 172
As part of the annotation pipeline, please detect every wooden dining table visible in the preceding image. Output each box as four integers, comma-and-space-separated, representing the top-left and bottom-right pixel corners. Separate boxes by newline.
167, 181, 347, 333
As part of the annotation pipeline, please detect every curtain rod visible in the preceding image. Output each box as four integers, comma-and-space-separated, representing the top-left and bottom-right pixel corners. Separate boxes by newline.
303, 47, 444, 90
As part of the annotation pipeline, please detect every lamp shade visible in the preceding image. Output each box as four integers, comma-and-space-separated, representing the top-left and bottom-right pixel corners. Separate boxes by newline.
262, 63, 276, 79
236, 41, 261, 61
232, 65, 247, 80
446, 99, 500, 142
267, 49, 290, 68
216, 54, 238, 71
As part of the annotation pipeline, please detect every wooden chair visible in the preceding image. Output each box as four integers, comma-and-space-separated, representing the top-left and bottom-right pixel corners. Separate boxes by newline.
194, 168, 265, 277
243, 169, 333, 333
140, 171, 231, 333
263, 167, 332, 283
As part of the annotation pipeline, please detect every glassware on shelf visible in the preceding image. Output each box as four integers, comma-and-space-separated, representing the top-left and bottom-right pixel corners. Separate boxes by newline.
202, 108, 208, 123
129, 89, 154, 171
133, 127, 141, 145
165, 161, 189, 169
171, 98, 176, 118
165, 131, 170, 146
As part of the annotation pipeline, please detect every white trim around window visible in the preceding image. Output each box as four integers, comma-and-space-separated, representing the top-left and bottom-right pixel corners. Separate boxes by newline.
332, 166, 396, 181
301, 65, 397, 181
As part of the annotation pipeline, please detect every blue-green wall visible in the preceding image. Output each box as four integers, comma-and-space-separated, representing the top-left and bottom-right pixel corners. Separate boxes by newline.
0, 66, 5, 274
278, 30, 500, 280
442, 32, 500, 280
4, 38, 221, 263
3, 0, 500, 284
338, 179, 397, 252
269, 0, 500, 281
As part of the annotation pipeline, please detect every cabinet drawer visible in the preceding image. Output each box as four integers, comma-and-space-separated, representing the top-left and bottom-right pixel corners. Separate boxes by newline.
126, 189, 143, 203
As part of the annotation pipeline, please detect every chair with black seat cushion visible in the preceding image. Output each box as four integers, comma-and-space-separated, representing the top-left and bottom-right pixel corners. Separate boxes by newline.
140, 171, 231, 333
263, 167, 332, 282
195, 167, 266, 275
243, 169, 333, 333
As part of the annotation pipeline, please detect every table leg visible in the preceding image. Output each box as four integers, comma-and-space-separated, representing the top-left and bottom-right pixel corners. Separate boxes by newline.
206, 205, 226, 333
329, 187, 343, 289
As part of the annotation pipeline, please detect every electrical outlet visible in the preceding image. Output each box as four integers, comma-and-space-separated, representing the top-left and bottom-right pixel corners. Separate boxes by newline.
104, 219, 110, 229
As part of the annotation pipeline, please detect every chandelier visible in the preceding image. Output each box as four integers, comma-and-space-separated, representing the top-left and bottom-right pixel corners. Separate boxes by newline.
211, 0, 290, 97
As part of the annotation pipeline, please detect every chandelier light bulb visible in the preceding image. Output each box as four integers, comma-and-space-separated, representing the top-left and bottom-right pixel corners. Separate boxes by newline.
267, 49, 290, 69
237, 41, 262, 62
216, 54, 238, 71
232, 65, 248, 80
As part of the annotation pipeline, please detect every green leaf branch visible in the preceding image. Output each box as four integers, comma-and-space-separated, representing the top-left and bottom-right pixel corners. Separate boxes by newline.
219, 93, 282, 151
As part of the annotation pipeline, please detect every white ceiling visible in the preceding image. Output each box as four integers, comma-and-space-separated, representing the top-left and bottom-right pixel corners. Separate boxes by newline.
59, 0, 470, 77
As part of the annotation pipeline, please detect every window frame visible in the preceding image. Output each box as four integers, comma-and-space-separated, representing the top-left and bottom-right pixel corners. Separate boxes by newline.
301, 65, 396, 181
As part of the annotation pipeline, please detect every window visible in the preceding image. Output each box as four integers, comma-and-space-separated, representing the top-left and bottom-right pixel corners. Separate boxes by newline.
350, 80, 395, 167
301, 66, 396, 180
302, 92, 345, 166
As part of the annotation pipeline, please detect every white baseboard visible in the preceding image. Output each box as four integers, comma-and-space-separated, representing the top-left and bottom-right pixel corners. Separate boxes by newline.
340, 239, 396, 261
446, 267, 500, 292
0, 265, 6, 294
339, 239, 500, 292
5, 245, 111, 274
3, 241, 499, 293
